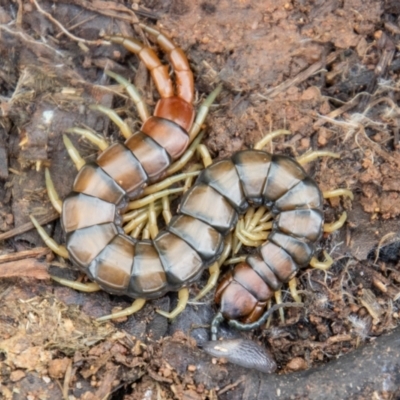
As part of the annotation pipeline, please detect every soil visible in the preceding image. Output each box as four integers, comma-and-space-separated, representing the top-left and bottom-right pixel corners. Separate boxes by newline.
1, 0, 400, 399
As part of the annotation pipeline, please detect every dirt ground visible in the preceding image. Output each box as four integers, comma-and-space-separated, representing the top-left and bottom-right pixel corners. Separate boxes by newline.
1, 0, 400, 399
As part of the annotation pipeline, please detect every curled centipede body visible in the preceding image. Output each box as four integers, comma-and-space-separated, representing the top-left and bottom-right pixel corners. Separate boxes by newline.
31, 25, 351, 372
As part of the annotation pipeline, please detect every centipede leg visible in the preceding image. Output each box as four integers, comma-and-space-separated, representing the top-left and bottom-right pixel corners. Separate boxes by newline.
105, 70, 150, 122
142, 169, 201, 196
274, 289, 285, 323
324, 211, 348, 233
309, 250, 334, 270
166, 131, 204, 175
161, 195, 172, 224
253, 129, 291, 150
96, 298, 147, 322
148, 201, 159, 240
66, 127, 109, 151
323, 188, 354, 200
30, 216, 69, 258
51, 275, 101, 292
128, 187, 184, 210
288, 277, 302, 303
45, 168, 62, 214
156, 287, 189, 319
192, 234, 233, 301
197, 144, 213, 167
296, 150, 340, 165
188, 84, 223, 142
89, 104, 132, 140
63, 135, 85, 170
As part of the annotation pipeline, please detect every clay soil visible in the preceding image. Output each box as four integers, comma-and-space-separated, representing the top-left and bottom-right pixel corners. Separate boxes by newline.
1, 0, 400, 399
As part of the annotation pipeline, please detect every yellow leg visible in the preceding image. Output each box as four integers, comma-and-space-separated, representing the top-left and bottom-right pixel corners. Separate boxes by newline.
66, 127, 108, 151
183, 164, 203, 192
235, 219, 264, 247
51, 275, 101, 292
288, 277, 302, 303
45, 168, 62, 214
148, 201, 158, 240
309, 250, 333, 270
243, 207, 255, 229
296, 150, 339, 165
197, 144, 213, 167
323, 188, 354, 200
188, 84, 223, 142
30, 216, 69, 258
63, 135, 85, 170
192, 262, 220, 302
105, 70, 150, 123
128, 187, 183, 210
97, 298, 147, 322
142, 222, 150, 240
130, 220, 146, 239
224, 256, 246, 265
324, 212, 347, 233
162, 195, 172, 224
142, 171, 200, 196
192, 235, 233, 301
166, 131, 204, 175
254, 129, 291, 150
89, 104, 132, 140
274, 289, 285, 323
156, 288, 189, 319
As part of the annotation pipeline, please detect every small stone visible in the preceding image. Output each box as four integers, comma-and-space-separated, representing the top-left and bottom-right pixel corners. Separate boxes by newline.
10, 369, 26, 382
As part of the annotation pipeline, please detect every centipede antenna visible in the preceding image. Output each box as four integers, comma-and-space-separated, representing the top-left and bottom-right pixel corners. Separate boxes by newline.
211, 311, 225, 341
189, 84, 223, 142
228, 302, 304, 332
89, 104, 132, 139
105, 70, 150, 122
66, 127, 109, 151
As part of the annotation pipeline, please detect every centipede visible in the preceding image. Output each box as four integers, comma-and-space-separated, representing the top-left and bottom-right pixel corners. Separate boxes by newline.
31, 24, 352, 371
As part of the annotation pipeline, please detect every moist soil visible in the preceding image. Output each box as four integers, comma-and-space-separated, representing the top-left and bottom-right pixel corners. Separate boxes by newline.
1, 0, 400, 399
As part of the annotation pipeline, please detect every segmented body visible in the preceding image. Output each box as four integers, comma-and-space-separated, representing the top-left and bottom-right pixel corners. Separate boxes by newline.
59, 26, 324, 327
64, 147, 323, 312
